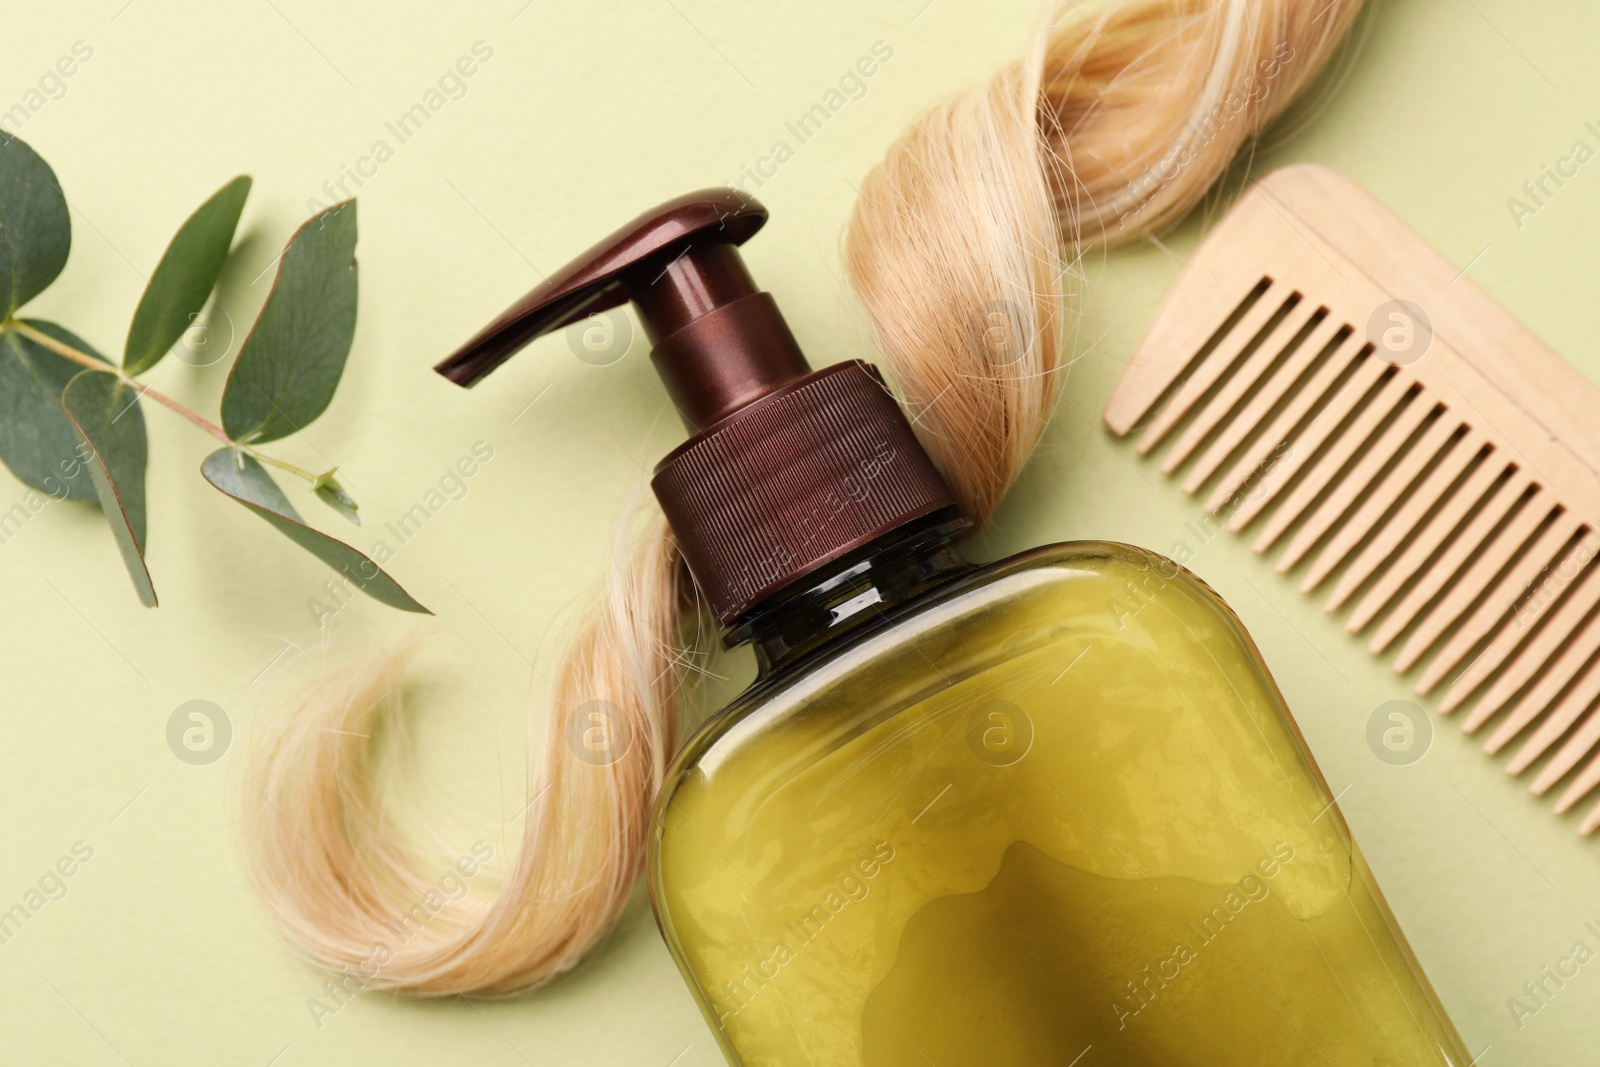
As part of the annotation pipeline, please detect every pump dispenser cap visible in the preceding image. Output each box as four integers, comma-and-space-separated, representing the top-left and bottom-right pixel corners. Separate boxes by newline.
436, 189, 957, 623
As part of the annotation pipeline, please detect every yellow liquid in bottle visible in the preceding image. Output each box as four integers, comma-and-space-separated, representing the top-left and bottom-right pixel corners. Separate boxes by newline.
650, 543, 1468, 1066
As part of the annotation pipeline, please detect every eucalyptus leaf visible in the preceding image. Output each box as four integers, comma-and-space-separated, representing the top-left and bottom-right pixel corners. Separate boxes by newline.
221, 201, 357, 444
0, 321, 112, 500
124, 175, 251, 375
0, 132, 71, 317
61, 370, 154, 607
312, 472, 360, 526
200, 448, 427, 613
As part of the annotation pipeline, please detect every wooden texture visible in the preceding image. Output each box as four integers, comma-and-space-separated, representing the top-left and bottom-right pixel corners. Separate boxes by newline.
1104, 164, 1600, 835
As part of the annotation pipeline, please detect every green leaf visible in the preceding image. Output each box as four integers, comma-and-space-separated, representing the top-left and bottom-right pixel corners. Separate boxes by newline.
124, 175, 251, 375
221, 201, 357, 444
0, 132, 71, 316
61, 370, 155, 607
312, 471, 360, 526
0, 321, 112, 500
201, 448, 427, 613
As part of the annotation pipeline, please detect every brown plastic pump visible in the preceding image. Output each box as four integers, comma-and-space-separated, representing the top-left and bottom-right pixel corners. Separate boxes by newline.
435, 189, 956, 623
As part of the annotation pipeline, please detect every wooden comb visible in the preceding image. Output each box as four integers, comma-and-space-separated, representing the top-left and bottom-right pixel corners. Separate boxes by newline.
1104, 163, 1600, 833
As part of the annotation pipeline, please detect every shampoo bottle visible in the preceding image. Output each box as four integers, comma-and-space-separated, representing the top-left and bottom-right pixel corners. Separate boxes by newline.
438, 191, 1470, 1066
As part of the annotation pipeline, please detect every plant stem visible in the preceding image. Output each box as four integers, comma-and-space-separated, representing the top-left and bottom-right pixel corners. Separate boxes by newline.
251, 451, 325, 483
2, 319, 326, 485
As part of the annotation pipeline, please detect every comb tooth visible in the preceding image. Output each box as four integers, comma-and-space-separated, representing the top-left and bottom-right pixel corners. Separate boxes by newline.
1136, 292, 1296, 455
1326, 430, 1482, 613
1558, 739, 1600, 819
1578, 783, 1600, 835
1555, 729, 1600, 812
1347, 456, 1503, 635
1228, 354, 1389, 532
1202, 331, 1362, 513
1521, 666, 1600, 786
1478, 570, 1600, 741
1572, 761, 1600, 819
1412, 513, 1581, 692
1185, 317, 1348, 497
1106, 278, 1272, 436
1276, 393, 1435, 573
1395, 498, 1558, 677
1363, 468, 1527, 651
1304, 415, 1459, 595
1485, 606, 1600, 753
1159, 302, 1325, 474
1256, 375, 1418, 558
1456, 543, 1600, 725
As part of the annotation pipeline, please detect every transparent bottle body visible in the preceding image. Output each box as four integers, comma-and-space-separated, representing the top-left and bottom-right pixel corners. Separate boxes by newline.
649, 542, 1469, 1066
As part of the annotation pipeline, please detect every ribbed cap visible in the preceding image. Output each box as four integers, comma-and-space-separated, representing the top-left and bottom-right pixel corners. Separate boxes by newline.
652, 361, 955, 623
432, 189, 960, 625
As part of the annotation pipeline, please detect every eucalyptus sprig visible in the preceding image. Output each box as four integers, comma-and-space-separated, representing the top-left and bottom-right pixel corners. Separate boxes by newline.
0, 131, 426, 612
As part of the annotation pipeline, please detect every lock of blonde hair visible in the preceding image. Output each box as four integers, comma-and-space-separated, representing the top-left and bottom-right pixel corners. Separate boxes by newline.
240, 0, 1366, 996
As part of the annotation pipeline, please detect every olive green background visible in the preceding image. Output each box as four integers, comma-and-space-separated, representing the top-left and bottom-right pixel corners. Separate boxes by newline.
1, 0, 1596, 1063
